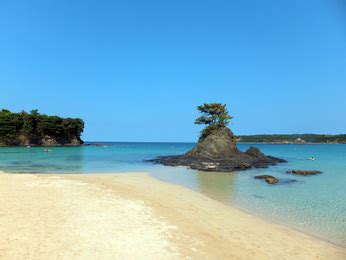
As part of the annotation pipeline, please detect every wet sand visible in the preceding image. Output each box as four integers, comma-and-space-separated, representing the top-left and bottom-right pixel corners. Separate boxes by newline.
0, 172, 345, 259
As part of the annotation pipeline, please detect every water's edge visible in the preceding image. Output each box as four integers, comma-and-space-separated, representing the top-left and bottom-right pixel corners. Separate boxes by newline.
0, 143, 345, 246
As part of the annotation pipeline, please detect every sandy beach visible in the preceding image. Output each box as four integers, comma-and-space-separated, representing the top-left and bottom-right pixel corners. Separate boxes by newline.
0, 172, 345, 259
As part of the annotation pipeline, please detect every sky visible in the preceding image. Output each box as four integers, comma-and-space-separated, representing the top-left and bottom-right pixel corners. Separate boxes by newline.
0, 0, 345, 142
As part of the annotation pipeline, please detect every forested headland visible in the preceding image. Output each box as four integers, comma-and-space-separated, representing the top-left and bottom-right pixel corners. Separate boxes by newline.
237, 134, 346, 144
0, 109, 84, 146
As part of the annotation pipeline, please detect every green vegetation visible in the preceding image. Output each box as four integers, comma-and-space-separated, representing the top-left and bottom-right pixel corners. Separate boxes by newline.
192, 104, 346, 143
194, 103, 233, 138
0, 109, 84, 146
237, 134, 346, 144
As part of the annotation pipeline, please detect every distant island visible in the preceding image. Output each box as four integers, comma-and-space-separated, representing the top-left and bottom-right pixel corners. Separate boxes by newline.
0, 109, 84, 146
237, 134, 346, 144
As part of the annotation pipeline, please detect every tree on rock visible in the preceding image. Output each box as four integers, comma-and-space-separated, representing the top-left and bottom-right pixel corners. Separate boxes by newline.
148, 102, 286, 172
194, 103, 233, 138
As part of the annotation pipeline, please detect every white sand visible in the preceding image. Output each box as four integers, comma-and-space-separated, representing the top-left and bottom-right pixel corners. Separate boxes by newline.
0, 172, 345, 259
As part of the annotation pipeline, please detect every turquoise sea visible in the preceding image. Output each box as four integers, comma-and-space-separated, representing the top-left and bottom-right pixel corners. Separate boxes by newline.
0, 143, 345, 246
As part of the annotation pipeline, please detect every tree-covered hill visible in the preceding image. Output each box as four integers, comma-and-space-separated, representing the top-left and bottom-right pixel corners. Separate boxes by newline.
0, 109, 84, 146
237, 134, 346, 144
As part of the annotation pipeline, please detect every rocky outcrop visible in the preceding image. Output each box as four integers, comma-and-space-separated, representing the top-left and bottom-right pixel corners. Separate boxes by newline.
148, 126, 286, 172
286, 170, 322, 176
185, 126, 238, 158
255, 175, 279, 184
0, 135, 83, 146
40, 135, 82, 146
245, 147, 266, 158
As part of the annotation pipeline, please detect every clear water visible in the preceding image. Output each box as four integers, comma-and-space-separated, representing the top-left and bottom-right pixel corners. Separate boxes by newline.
0, 143, 345, 246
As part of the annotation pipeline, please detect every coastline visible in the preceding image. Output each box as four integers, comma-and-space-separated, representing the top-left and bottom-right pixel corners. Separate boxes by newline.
237, 142, 346, 145
1, 141, 346, 147
0, 171, 345, 259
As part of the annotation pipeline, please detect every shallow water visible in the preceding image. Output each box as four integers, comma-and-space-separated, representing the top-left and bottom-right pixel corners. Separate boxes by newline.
0, 143, 345, 246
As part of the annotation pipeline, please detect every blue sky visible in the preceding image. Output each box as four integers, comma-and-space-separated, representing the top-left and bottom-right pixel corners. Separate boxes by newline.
1, 0, 345, 142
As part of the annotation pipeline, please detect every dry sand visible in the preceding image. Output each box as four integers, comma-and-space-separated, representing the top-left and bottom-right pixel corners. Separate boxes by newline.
0, 172, 345, 259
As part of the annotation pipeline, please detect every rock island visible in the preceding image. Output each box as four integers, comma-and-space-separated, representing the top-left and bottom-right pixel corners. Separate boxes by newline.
149, 103, 286, 171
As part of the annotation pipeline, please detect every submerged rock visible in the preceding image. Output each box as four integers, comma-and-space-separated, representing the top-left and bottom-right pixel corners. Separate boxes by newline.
254, 175, 279, 184
286, 170, 322, 176
280, 178, 297, 184
148, 126, 286, 172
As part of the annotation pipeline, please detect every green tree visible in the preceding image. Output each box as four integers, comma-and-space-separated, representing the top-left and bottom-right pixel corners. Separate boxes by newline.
195, 103, 232, 126
194, 103, 233, 138
0, 109, 23, 144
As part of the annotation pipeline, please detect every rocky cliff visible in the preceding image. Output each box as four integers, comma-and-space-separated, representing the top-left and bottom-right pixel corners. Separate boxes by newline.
6, 134, 83, 146
148, 126, 286, 172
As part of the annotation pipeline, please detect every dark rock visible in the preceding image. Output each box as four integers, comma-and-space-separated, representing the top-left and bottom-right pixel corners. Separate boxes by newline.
286, 170, 322, 176
185, 126, 238, 159
254, 175, 279, 184
40, 135, 82, 146
245, 147, 266, 158
147, 126, 286, 172
0, 135, 83, 146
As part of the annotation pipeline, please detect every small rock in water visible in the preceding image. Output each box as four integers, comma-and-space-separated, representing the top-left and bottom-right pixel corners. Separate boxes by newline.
286, 170, 322, 176
254, 175, 279, 184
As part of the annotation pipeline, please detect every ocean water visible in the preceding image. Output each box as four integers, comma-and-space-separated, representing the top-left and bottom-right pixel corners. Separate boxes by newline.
0, 143, 345, 246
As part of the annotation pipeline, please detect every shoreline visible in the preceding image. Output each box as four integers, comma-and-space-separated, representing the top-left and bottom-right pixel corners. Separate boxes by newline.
226, 197, 344, 248
0, 171, 345, 259
237, 142, 346, 145
1, 142, 346, 148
